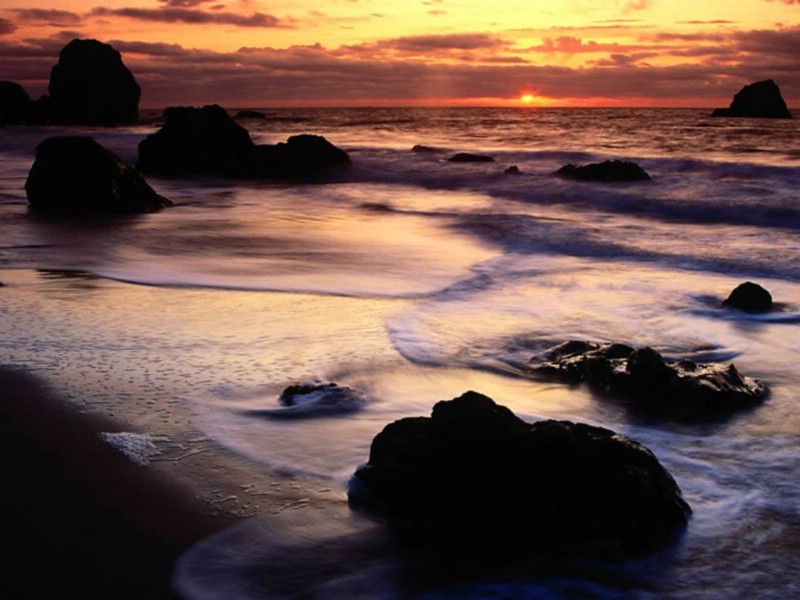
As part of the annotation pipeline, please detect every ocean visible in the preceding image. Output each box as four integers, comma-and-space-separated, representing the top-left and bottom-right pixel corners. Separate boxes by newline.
1, 107, 800, 598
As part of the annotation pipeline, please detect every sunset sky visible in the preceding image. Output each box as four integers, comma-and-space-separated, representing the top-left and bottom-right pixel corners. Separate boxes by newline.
1, 0, 798, 108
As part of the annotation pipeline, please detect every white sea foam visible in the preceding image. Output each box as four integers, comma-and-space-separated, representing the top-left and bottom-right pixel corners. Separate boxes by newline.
98, 431, 170, 466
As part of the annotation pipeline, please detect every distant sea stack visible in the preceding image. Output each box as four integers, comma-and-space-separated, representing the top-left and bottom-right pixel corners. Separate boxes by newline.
47, 39, 141, 125
0, 81, 33, 125
712, 80, 792, 119
0, 39, 140, 126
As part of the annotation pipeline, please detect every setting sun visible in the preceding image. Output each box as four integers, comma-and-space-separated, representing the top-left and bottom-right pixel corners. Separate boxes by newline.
520, 94, 536, 104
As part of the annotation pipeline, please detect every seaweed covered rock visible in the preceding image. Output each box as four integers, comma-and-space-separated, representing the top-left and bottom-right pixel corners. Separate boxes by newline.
26, 136, 172, 215
349, 391, 691, 554
556, 159, 651, 182
138, 105, 349, 179
529, 341, 768, 419
47, 39, 141, 125
723, 281, 773, 313
712, 80, 792, 119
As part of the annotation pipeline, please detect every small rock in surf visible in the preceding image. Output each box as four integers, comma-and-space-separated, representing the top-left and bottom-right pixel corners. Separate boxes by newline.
723, 281, 773, 313
265, 382, 367, 418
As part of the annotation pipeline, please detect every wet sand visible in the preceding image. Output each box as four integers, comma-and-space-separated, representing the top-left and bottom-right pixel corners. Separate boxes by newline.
0, 368, 337, 599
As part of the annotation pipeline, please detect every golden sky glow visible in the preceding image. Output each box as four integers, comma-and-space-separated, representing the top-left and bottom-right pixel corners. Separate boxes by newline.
1, 0, 799, 107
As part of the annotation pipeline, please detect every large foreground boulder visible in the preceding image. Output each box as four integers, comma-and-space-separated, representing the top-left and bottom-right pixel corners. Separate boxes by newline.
138, 105, 349, 179
47, 39, 140, 125
0, 81, 33, 124
528, 341, 768, 419
26, 136, 172, 215
723, 281, 773, 312
712, 80, 792, 119
349, 391, 691, 555
555, 159, 651, 182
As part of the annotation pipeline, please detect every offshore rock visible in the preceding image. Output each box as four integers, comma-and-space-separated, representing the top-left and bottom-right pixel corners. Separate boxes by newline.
556, 159, 651, 182
723, 281, 773, 313
252, 134, 351, 179
26, 136, 172, 215
448, 152, 495, 163
138, 105, 255, 176
0, 81, 33, 124
528, 341, 768, 420
47, 39, 141, 125
349, 391, 691, 555
138, 105, 349, 179
711, 80, 792, 119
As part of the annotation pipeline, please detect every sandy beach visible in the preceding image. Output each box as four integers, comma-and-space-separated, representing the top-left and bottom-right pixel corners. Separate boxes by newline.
0, 367, 340, 599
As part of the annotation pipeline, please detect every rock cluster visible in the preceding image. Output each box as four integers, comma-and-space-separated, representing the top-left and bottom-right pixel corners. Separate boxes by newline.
137, 105, 350, 179
349, 391, 691, 555
528, 341, 768, 420
2, 39, 141, 126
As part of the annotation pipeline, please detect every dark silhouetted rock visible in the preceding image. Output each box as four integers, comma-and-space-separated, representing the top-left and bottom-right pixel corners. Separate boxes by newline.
504, 165, 521, 174
349, 391, 690, 554
411, 144, 440, 153
138, 105, 255, 176
26, 136, 172, 215
252, 134, 351, 179
234, 109, 268, 120
711, 80, 792, 119
264, 381, 367, 418
0, 81, 33, 124
556, 160, 651, 182
138, 105, 349, 179
47, 39, 140, 125
528, 341, 768, 420
448, 152, 495, 163
723, 281, 773, 312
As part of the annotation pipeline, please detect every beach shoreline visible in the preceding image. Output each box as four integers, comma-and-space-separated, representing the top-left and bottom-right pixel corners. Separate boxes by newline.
0, 366, 340, 599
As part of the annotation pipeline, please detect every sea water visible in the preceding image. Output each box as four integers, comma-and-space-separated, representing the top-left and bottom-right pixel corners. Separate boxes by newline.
1, 107, 800, 598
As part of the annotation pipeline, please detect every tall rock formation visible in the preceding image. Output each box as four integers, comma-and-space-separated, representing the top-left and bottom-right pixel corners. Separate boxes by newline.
712, 79, 792, 119
47, 39, 140, 125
